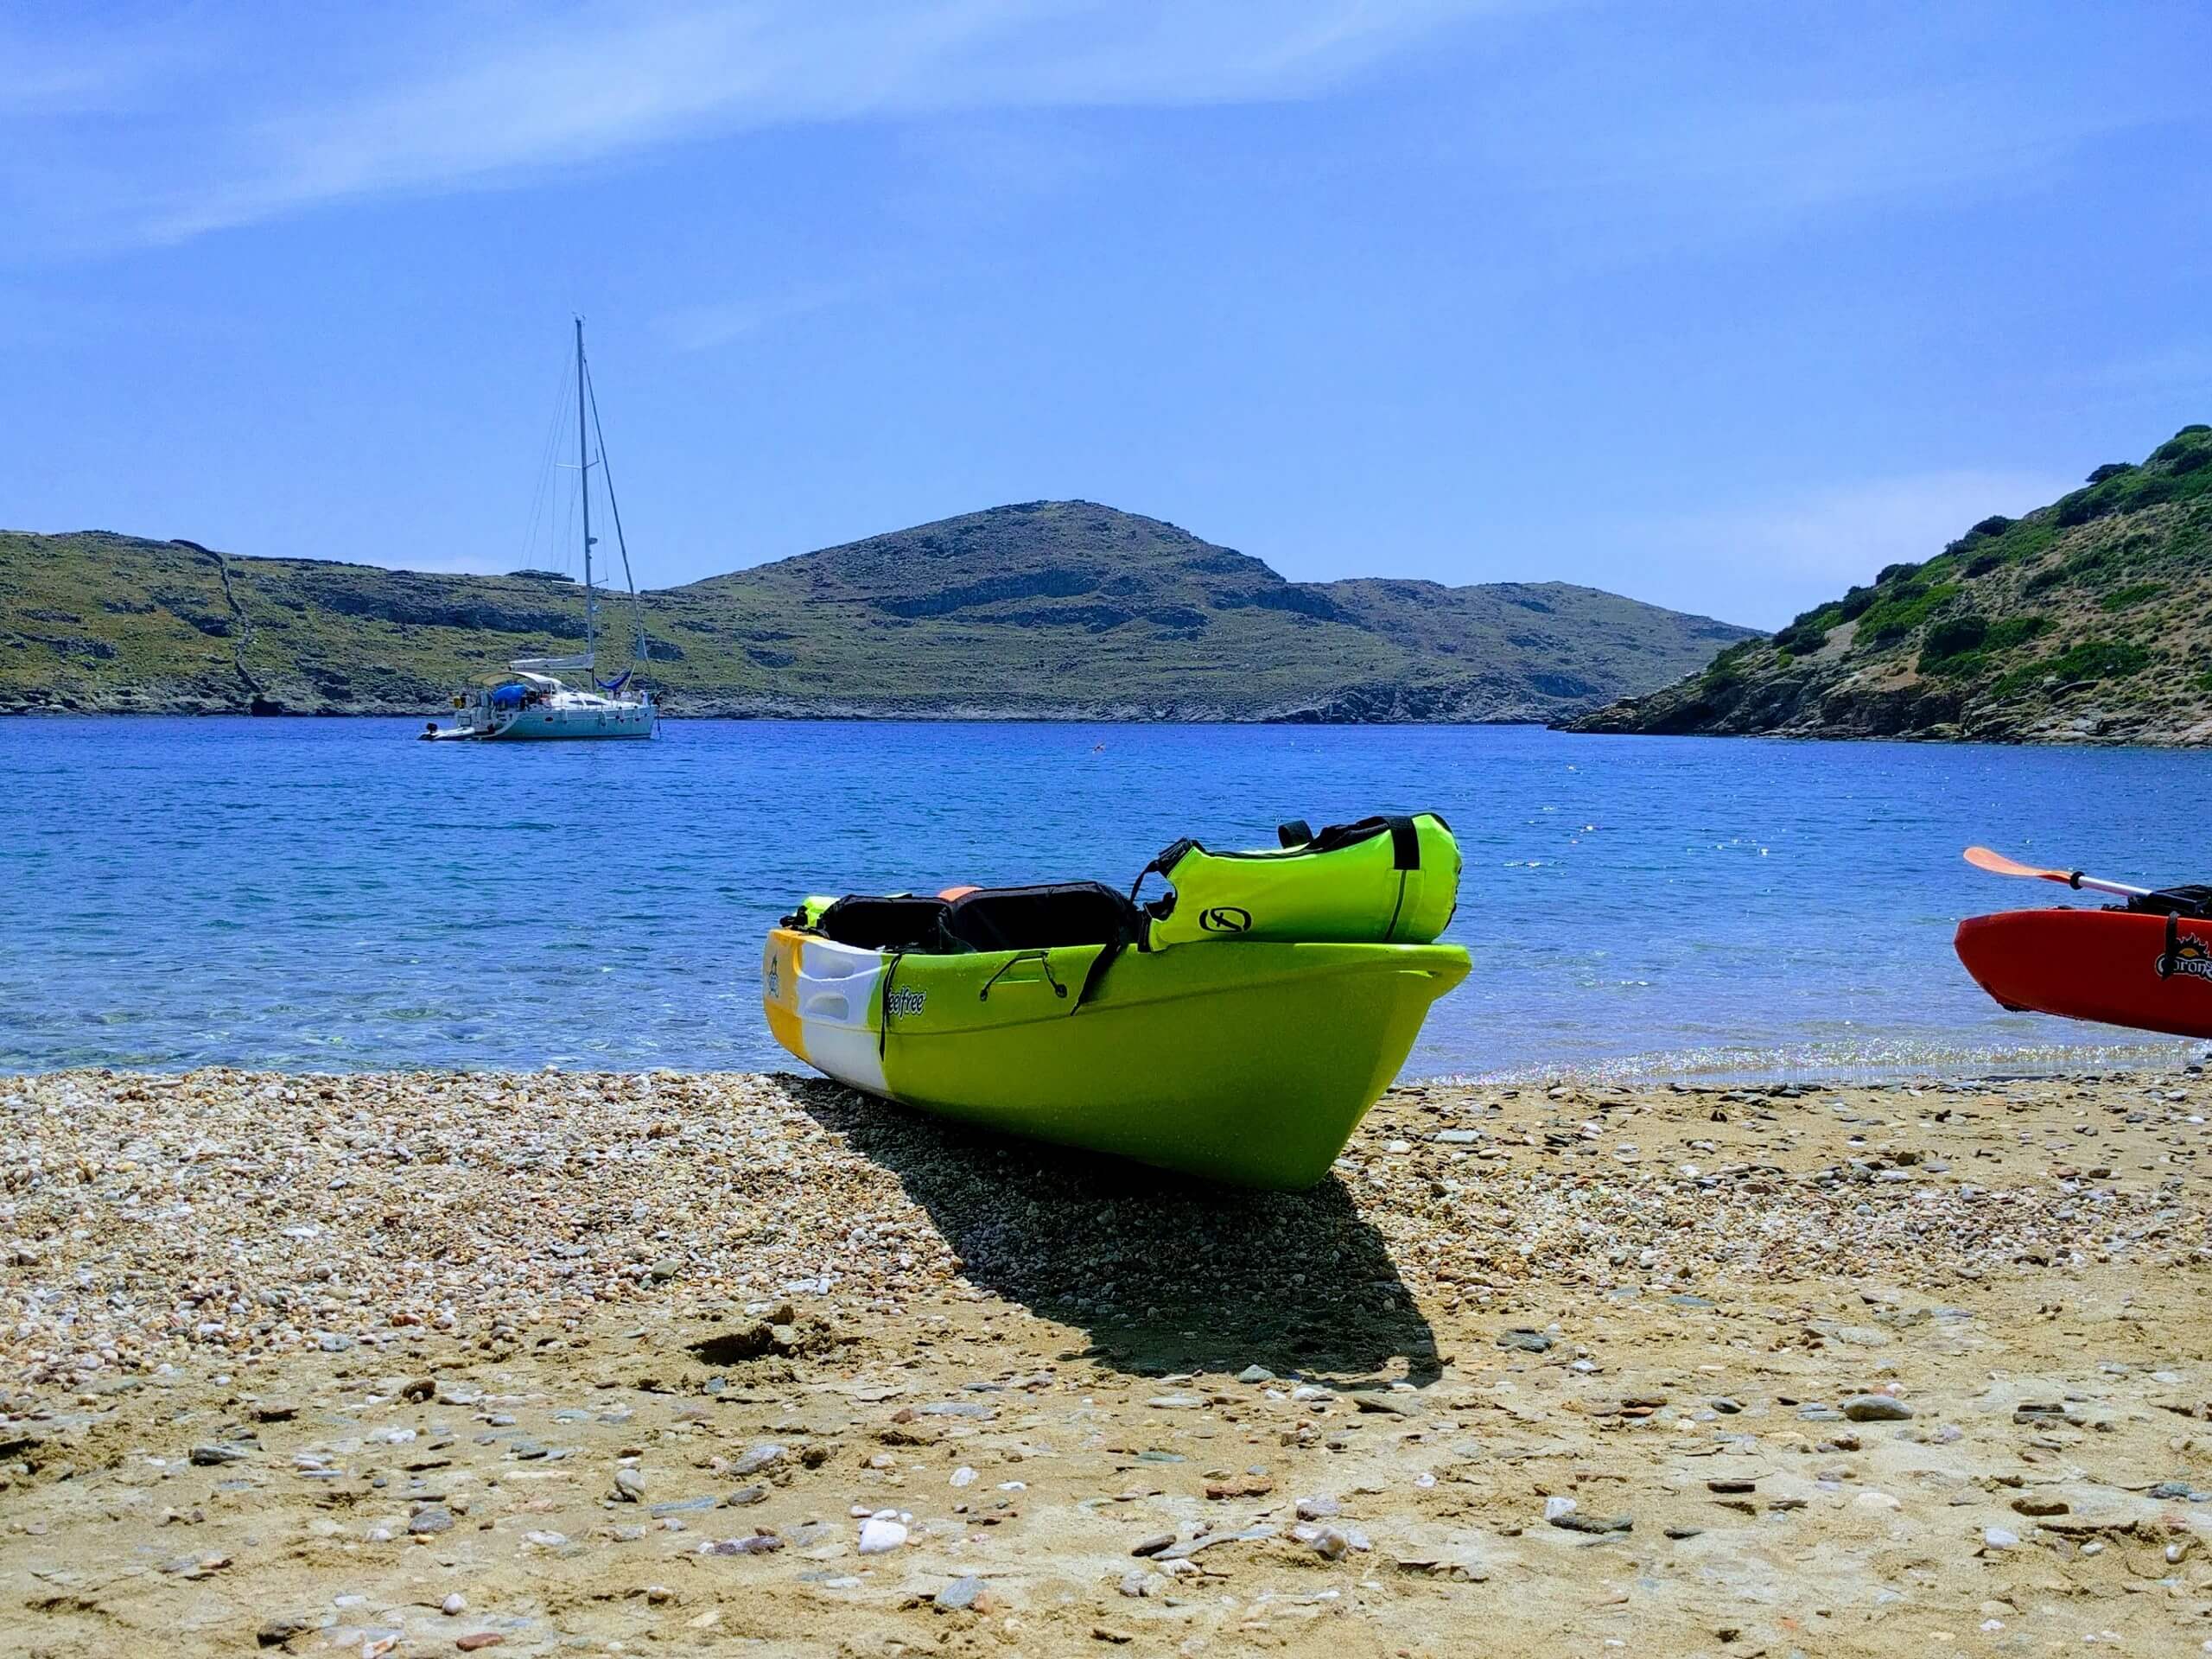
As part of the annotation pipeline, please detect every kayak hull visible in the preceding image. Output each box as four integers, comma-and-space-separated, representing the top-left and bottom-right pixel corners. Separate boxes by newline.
1955, 907, 2212, 1039
762, 929, 1470, 1189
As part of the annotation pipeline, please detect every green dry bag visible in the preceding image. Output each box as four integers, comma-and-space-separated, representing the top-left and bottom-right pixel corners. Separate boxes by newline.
1136, 812, 1460, 950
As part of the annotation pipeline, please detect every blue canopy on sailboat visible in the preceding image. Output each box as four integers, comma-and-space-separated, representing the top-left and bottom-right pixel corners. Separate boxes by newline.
596, 670, 632, 694
489, 682, 530, 709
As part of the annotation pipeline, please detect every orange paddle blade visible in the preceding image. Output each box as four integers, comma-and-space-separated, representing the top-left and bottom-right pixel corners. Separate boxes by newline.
1963, 845, 2069, 883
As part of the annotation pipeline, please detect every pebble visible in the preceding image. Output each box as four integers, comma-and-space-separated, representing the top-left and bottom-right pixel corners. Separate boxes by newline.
729, 1444, 782, 1477
441, 1593, 467, 1616
3, 1067, 2207, 1655
857, 1517, 906, 1554
936, 1574, 986, 1611
1841, 1394, 1914, 1421
700, 1531, 783, 1555
1983, 1528, 2020, 1550
409, 1506, 454, 1535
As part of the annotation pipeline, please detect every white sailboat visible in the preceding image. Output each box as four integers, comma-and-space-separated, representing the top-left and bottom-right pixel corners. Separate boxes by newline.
423, 319, 658, 741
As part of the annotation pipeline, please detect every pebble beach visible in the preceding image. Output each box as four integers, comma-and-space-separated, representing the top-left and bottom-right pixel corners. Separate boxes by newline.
3, 1065, 2210, 1657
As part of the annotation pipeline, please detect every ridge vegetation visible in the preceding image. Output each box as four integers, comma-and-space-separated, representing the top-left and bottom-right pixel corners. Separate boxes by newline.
0, 501, 1752, 722
1568, 425, 2212, 745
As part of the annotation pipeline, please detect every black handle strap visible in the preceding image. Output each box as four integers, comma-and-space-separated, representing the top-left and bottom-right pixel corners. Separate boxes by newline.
878, 950, 905, 1058
978, 950, 1067, 1001
1387, 814, 1419, 870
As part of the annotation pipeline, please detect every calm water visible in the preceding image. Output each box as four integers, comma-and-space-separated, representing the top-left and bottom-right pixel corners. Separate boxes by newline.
1, 717, 2204, 1081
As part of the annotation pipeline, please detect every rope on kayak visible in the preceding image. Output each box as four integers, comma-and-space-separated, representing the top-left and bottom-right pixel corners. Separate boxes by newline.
878, 950, 906, 1060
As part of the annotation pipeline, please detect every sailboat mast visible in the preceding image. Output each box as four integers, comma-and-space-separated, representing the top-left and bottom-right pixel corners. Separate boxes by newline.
575, 315, 595, 668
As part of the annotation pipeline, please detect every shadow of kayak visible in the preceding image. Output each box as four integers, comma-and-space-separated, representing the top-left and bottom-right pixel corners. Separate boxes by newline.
786, 1076, 1440, 1387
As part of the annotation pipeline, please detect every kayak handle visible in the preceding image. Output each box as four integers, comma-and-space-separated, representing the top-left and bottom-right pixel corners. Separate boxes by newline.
978, 950, 1068, 1001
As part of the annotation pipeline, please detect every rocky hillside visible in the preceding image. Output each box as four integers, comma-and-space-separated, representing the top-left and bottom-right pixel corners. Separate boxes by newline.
1568, 424, 2212, 745
0, 502, 1753, 721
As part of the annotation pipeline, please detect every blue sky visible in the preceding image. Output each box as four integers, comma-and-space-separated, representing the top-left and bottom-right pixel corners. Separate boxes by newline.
4, 1, 2209, 627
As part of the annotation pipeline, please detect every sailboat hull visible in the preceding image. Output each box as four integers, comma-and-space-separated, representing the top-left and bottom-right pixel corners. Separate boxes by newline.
480, 702, 655, 740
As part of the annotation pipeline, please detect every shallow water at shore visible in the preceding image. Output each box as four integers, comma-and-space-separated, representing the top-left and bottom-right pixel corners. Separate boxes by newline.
4, 715, 2208, 1080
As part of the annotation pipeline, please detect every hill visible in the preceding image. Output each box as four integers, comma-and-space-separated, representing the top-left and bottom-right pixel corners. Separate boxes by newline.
0, 502, 1753, 721
1567, 425, 2212, 745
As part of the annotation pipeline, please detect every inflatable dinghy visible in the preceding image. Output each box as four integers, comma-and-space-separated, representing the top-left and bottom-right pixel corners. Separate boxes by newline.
762, 815, 1468, 1188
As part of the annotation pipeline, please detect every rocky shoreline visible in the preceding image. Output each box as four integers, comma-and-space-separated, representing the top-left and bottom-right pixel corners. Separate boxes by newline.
0, 694, 1568, 724
3, 1066, 2210, 1656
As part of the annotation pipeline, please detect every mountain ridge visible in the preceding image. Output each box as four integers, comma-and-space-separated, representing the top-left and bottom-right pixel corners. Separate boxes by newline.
0, 500, 1756, 721
1565, 425, 2212, 745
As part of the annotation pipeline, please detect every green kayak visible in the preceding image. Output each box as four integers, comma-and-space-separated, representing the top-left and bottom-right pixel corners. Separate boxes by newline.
761, 816, 1469, 1188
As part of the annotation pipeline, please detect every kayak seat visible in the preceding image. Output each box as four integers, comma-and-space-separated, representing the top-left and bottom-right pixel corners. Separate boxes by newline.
814, 894, 950, 950
941, 882, 1139, 952
805, 883, 1140, 956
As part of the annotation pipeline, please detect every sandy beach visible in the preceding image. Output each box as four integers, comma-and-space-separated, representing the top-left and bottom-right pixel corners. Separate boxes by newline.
3, 1065, 2210, 1656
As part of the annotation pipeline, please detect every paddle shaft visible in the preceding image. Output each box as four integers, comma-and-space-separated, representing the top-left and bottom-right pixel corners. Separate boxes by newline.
2037, 869, 2152, 901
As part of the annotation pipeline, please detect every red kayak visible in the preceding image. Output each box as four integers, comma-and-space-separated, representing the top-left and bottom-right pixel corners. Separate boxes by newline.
1955, 907, 2212, 1039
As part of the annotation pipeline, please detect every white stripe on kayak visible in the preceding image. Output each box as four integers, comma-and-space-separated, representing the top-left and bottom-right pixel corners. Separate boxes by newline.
794, 938, 888, 1096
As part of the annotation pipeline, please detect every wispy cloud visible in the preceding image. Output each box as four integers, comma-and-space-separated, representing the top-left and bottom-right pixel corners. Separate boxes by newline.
3, 2, 1514, 247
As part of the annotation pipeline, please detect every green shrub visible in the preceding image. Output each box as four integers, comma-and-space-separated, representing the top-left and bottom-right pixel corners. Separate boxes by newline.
2045, 639, 2151, 681
2152, 426, 2212, 470
2099, 581, 2165, 611
1699, 640, 1757, 691
1834, 584, 1878, 621
1968, 514, 2014, 537
1874, 561, 1921, 585
1919, 614, 1987, 667
1782, 601, 1847, 632
1856, 582, 1961, 646
1982, 614, 2051, 652
2054, 486, 2103, 527
1926, 650, 1989, 678
2086, 463, 2136, 485
1772, 621, 1829, 656
1991, 520, 2056, 563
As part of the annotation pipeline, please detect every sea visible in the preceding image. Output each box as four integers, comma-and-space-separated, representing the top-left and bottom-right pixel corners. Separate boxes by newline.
2, 716, 2204, 1083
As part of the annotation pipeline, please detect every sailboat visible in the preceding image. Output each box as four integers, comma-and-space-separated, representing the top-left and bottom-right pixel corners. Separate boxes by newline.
422, 319, 658, 741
